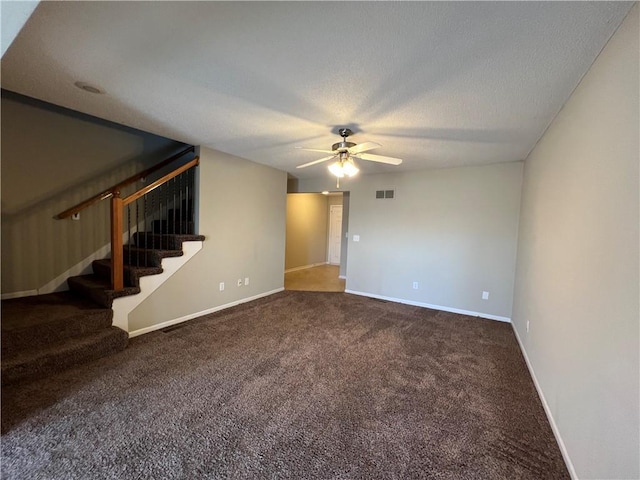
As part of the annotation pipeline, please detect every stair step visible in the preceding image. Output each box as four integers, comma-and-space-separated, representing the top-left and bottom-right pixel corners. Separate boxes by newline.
151, 220, 195, 235
1, 292, 113, 357
92, 259, 163, 287
1, 326, 128, 386
133, 233, 205, 250
67, 274, 140, 308
122, 246, 183, 268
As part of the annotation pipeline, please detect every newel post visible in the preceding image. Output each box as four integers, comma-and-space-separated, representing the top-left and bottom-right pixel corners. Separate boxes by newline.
110, 191, 124, 291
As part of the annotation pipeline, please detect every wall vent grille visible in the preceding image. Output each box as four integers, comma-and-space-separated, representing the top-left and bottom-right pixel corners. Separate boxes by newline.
376, 190, 395, 199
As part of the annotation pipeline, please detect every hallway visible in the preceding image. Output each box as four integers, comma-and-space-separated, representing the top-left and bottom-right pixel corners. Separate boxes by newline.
284, 265, 345, 292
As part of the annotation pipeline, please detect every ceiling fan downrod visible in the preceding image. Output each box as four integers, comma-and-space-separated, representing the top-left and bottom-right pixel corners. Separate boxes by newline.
338, 128, 353, 139
333, 128, 356, 152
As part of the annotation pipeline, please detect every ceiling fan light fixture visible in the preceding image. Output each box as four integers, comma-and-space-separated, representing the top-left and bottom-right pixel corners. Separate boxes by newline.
328, 161, 345, 178
296, 127, 401, 181
343, 159, 359, 177
328, 158, 359, 178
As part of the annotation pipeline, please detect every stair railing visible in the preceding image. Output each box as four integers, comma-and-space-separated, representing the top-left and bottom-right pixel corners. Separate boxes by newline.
55, 147, 199, 291
54, 146, 195, 220
115, 158, 198, 290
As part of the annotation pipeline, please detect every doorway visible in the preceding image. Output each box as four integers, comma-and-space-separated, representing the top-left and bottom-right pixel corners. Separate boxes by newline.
328, 205, 342, 265
284, 192, 348, 292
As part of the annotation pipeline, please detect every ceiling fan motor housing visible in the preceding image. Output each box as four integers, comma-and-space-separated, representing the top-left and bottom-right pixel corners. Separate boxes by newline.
332, 141, 356, 152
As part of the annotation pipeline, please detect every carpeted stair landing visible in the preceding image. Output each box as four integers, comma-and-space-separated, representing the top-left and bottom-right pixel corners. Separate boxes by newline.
1, 292, 127, 386
2, 233, 204, 385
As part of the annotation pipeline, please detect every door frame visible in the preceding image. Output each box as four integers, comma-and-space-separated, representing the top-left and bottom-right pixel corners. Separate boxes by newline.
328, 204, 343, 265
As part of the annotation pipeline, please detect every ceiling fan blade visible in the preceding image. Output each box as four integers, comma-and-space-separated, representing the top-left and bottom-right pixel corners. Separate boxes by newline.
353, 152, 403, 165
295, 147, 335, 154
296, 155, 336, 169
348, 141, 381, 155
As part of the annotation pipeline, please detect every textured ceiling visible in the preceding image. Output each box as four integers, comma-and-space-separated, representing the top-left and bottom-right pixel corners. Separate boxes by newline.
1, 1, 633, 179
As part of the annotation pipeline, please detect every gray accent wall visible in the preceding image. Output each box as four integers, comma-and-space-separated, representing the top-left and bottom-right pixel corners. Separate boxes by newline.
512, 6, 639, 479
128, 147, 287, 332
1, 92, 187, 294
297, 161, 523, 320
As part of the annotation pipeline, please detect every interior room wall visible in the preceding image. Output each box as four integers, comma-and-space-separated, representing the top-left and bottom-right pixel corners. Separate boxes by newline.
285, 193, 329, 271
1, 92, 188, 295
128, 146, 287, 332
511, 6, 639, 479
296, 161, 523, 320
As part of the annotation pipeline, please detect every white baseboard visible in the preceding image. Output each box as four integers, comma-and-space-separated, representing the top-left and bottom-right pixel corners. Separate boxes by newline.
1, 290, 38, 300
128, 287, 285, 338
511, 325, 577, 479
344, 290, 511, 323
284, 262, 327, 273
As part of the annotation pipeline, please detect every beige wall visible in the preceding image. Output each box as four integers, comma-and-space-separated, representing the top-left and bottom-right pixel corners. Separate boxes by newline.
1, 93, 187, 294
128, 147, 287, 331
347, 163, 522, 319
512, 6, 639, 479
297, 162, 523, 320
285, 193, 328, 270
327, 195, 343, 208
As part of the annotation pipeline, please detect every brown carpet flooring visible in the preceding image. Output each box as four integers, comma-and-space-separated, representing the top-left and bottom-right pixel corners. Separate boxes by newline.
1, 291, 569, 479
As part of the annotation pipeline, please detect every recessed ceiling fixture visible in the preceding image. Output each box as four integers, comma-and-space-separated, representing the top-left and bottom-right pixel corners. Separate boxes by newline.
74, 81, 104, 94
296, 128, 402, 187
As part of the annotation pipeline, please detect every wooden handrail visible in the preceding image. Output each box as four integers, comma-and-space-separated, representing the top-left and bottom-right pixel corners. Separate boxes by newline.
110, 156, 199, 291
55, 146, 195, 219
110, 193, 124, 291
122, 157, 199, 206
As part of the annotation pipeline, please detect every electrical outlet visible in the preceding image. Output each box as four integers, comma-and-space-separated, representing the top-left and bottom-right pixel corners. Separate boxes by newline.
526, 320, 530, 333
412, 281, 419, 290
482, 291, 489, 300
244, 277, 249, 286
219, 282, 225, 292
237, 279, 243, 287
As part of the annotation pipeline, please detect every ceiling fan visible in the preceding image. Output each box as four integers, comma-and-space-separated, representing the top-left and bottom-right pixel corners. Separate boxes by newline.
295, 128, 403, 186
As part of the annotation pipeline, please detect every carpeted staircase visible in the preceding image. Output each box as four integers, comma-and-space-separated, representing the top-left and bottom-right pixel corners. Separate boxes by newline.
66, 232, 204, 309
2, 207, 204, 385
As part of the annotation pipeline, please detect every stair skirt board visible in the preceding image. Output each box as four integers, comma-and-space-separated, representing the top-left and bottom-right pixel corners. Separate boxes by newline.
37, 242, 114, 295
4, 230, 139, 299
128, 288, 285, 338
112, 241, 203, 332
1, 290, 38, 300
